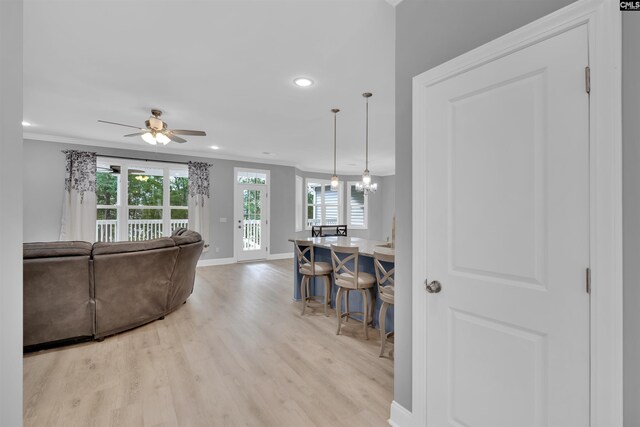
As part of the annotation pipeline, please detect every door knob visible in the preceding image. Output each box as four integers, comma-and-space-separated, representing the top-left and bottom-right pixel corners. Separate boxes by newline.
425, 280, 442, 293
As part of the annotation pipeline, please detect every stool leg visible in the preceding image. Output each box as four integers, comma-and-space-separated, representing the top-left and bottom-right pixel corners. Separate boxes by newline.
362, 289, 369, 340
335, 287, 344, 335
323, 275, 330, 316
300, 275, 307, 315
369, 287, 376, 323
379, 301, 389, 357
345, 291, 350, 323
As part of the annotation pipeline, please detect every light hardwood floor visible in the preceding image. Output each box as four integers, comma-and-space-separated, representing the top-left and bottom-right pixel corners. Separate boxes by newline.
23, 259, 393, 427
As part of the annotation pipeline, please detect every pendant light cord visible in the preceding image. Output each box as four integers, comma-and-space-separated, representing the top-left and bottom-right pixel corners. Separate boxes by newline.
365, 96, 369, 170
334, 111, 337, 175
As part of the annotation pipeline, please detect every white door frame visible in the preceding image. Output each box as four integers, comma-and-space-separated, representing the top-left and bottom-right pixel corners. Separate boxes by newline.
409, 1, 622, 426
234, 167, 271, 261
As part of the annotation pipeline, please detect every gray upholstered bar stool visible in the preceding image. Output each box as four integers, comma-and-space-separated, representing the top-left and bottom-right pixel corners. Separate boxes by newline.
330, 244, 376, 339
295, 240, 333, 316
374, 250, 395, 357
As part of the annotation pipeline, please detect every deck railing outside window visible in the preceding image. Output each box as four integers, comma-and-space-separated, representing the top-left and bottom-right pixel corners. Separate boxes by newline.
96, 219, 189, 242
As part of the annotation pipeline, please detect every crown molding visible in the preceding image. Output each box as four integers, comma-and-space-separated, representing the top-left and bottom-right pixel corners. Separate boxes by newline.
23, 132, 396, 176
385, 0, 404, 7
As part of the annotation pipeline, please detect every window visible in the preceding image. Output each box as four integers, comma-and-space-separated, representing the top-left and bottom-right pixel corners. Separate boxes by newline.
96, 158, 189, 242
347, 182, 368, 229
237, 170, 267, 184
306, 179, 342, 228
295, 175, 303, 232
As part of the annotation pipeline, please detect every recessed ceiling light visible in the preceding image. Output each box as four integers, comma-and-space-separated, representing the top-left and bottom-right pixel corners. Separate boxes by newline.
210, 145, 220, 150
293, 77, 314, 87
22, 121, 31, 126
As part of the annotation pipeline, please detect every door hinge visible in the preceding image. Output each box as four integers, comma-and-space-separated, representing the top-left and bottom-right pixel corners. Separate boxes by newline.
586, 267, 591, 294
585, 66, 591, 94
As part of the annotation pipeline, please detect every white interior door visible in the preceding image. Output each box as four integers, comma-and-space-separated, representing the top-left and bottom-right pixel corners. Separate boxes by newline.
415, 24, 590, 426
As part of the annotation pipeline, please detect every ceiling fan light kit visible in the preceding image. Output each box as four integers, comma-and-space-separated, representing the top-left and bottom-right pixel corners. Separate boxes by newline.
98, 109, 206, 146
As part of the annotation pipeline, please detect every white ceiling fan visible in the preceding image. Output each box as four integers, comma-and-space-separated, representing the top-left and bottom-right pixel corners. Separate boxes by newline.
98, 109, 206, 145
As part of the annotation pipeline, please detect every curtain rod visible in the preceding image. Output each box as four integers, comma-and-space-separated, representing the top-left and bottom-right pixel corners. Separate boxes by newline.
62, 150, 213, 167
96, 154, 190, 165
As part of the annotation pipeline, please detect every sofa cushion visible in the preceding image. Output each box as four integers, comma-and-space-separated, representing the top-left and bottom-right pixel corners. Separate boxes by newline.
24, 256, 94, 346
93, 246, 179, 337
171, 230, 202, 246
92, 237, 175, 256
24, 241, 93, 259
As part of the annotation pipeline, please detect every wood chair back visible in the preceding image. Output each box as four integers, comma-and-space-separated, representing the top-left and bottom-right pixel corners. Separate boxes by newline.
374, 251, 395, 298
295, 240, 315, 275
330, 244, 360, 289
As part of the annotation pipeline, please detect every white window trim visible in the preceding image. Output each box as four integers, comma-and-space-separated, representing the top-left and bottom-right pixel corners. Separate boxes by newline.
347, 181, 368, 230
97, 157, 188, 241
304, 178, 343, 230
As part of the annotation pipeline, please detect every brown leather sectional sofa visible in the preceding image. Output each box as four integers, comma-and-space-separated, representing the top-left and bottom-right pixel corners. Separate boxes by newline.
23, 229, 203, 350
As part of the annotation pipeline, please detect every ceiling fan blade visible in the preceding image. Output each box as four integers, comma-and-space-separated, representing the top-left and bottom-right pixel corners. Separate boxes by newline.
169, 129, 206, 136
98, 120, 143, 129
166, 132, 187, 143
123, 131, 146, 137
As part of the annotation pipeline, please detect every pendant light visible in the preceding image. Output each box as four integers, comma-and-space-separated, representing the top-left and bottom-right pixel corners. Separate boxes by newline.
330, 108, 340, 189
356, 92, 377, 194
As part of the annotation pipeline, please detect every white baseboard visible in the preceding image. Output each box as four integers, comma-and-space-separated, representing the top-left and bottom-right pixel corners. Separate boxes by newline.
198, 253, 291, 267
388, 401, 412, 427
268, 252, 293, 260
197, 257, 236, 267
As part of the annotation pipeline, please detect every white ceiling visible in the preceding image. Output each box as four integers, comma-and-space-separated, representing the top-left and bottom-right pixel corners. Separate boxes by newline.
23, 0, 396, 175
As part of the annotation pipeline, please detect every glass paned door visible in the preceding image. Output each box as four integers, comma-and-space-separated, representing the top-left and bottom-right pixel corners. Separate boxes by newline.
242, 189, 262, 251
235, 169, 269, 262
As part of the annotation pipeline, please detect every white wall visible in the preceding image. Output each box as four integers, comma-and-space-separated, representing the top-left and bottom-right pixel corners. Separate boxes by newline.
0, 0, 23, 425
22, 139, 296, 258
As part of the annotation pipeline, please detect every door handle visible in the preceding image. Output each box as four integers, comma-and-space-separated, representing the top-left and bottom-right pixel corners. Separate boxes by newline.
425, 280, 442, 294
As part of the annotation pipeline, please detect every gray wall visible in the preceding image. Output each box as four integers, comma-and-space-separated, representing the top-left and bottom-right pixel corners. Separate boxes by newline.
395, 0, 576, 411
381, 175, 396, 244
0, 0, 23, 425
23, 139, 296, 258
623, 12, 640, 427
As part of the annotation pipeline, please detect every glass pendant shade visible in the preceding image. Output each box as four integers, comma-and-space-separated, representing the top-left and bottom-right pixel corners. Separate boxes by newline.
362, 170, 371, 185
141, 132, 157, 145
156, 133, 171, 145
330, 174, 339, 189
